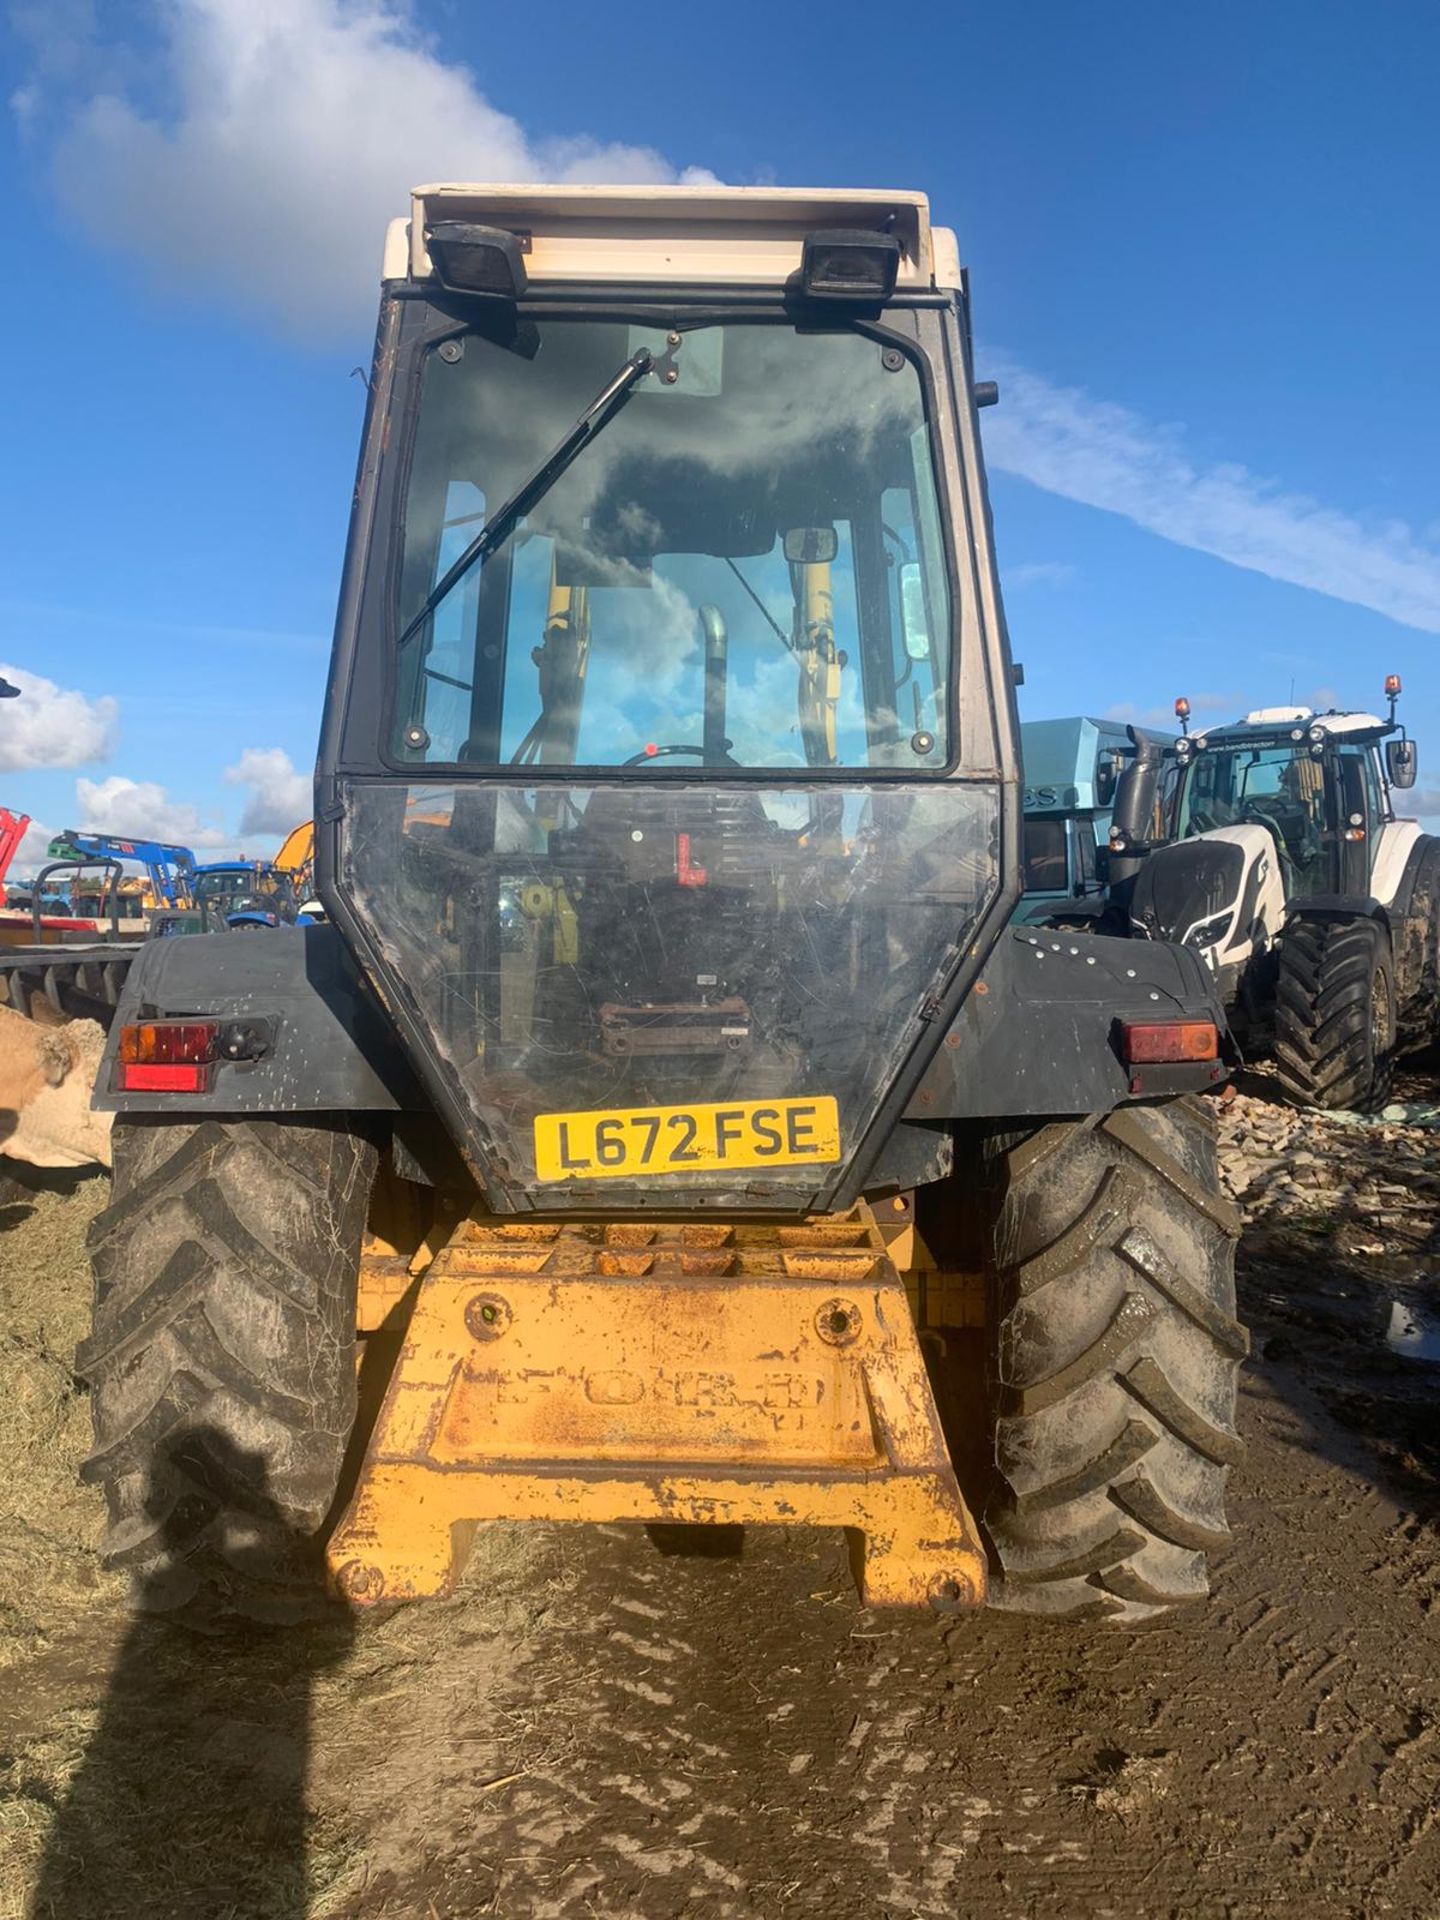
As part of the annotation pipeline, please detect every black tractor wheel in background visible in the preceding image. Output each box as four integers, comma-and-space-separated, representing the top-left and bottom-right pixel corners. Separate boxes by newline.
1274, 915, 1395, 1112
79, 1117, 376, 1628
980, 1097, 1246, 1622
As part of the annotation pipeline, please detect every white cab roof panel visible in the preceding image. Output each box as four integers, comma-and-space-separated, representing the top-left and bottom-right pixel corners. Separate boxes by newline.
398, 184, 944, 289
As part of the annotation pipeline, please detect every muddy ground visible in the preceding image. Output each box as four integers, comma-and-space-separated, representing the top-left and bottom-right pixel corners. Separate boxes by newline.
1, 1084, 1438, 1919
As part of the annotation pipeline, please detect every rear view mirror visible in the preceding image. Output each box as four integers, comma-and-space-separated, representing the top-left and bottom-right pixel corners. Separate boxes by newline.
1386, 737, 1418, 789
783, 526, 838, 565
898, 562, 931, 660
1095, 752, 1119, 806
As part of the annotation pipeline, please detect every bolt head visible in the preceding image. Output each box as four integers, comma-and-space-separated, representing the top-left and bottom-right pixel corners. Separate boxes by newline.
926, 1571, 975, 1613
335, 1560, 386, 1603
816, 1298, 862, 1346
465, 1293, 512, 1341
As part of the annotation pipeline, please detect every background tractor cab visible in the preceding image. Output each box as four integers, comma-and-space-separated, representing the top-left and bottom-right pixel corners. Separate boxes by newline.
192, 861, 300, 932
1014, 716, 1165, 925
1126, 677, 1435, 1107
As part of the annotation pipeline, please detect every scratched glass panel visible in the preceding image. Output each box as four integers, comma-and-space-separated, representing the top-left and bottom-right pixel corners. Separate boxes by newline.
342, 779, 998, 1206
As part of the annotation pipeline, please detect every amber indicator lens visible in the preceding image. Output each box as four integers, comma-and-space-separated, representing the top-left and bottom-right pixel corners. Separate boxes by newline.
118, 1021, 219, 1065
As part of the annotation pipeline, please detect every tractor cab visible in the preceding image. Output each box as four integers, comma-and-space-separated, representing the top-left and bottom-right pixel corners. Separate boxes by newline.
319, 186, 1013, 1214
193, 861, 299, 931
1162, 697, 1415, 905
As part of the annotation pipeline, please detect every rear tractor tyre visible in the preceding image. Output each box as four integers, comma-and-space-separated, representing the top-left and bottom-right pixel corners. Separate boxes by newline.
79, 1116, 376, 1628
1274, 915, 1395, 1112
982, 1097, 1246, 1622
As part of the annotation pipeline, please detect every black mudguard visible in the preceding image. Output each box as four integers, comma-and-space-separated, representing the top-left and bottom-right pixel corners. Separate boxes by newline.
907, 926, 1234, 1120
94, 925, 421, 1115
96, 924, 1232, 1160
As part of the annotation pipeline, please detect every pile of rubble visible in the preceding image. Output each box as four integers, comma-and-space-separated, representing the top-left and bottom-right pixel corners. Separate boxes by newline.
1218, 1075, 1440, 1282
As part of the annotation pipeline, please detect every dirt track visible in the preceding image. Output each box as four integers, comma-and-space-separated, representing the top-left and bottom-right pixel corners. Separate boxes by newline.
2, 1086, 1438, 1919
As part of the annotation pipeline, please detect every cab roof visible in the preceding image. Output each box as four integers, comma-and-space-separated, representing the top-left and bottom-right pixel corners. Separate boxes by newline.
1193, 708, 1390, 748
385, 183, 962, 292
1021, 716, 1144, 812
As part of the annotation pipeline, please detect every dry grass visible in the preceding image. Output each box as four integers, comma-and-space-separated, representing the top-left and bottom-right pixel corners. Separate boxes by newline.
0, 1175, 123, 1665
0, 1172, 119, 1915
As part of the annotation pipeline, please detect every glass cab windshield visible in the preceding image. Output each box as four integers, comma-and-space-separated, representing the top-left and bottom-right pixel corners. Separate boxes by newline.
393, 321, 952, 772
1175, 741, 1329, 891
195, 868, 291, 919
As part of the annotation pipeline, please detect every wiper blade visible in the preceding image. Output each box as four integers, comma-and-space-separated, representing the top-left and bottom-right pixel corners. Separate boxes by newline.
396, 346, 655, 653
724, 556, 795, 653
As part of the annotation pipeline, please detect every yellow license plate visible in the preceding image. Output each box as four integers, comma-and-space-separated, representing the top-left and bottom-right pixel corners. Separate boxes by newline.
534, 1096, 841, 1183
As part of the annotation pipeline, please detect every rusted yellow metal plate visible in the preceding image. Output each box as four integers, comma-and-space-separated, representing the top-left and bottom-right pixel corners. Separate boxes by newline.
532, 1095, 840, 1182
328, 1208, 985, 1613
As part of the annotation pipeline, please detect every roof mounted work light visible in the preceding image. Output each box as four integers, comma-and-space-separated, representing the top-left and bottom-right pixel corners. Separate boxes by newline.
799, 228, 902, 303
426, 222, 529, 299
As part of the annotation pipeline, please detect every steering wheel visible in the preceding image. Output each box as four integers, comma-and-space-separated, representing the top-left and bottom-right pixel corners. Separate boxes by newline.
620, 743, 740, 768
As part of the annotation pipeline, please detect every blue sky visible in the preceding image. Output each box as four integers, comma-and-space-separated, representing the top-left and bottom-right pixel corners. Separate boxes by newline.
2, 0, 1438, 867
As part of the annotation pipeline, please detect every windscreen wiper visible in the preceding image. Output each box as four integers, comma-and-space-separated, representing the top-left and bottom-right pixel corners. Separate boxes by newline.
723, 556, 796, 654
396, 346, 656, 654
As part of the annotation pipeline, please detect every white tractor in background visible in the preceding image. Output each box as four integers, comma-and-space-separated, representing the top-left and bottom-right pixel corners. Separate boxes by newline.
1122, 677, 1437, 1109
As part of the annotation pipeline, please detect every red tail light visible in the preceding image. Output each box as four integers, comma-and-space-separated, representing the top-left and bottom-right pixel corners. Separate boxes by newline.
1122, 1020, 1218, 1064
117, 1020, 218, 1092
119, 1063, 213, 1092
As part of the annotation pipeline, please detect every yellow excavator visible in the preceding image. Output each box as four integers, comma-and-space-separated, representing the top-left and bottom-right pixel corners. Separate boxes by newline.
79, 185, 1244, 1630
273, 819, 316, 899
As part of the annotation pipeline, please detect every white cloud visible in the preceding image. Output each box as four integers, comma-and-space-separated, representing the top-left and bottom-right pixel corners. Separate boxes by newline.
8, 814, 56, 872
985, 363, 1440, 634
18, 0, 715, 338
1103, 692, 1239, 730
0, 661, 116, 771
1002, 560, 1077, 591
224, 746, 311, 835
75, 775, 227, 849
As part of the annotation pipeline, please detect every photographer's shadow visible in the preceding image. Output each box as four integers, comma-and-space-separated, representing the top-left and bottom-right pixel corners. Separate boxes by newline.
31, 1431, 354, 1920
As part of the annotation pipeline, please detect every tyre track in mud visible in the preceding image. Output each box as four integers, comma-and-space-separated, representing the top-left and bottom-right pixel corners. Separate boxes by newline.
320, 1356, 1439, 1919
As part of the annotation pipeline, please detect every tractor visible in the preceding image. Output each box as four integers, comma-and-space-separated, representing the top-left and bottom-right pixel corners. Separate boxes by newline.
80, 185, 1246, 1630
1117, 688, 1437, 1110
192, 859, 302, 931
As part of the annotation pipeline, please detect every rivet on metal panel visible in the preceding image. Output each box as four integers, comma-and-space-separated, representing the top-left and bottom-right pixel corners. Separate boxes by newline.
464, 1293, 512, 1341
